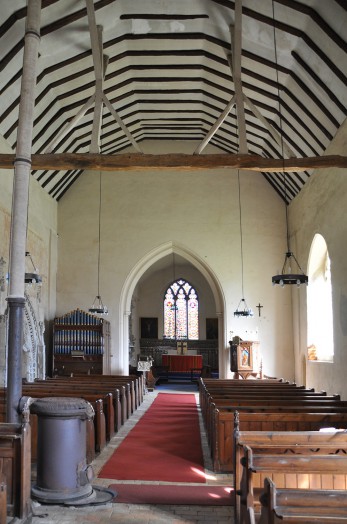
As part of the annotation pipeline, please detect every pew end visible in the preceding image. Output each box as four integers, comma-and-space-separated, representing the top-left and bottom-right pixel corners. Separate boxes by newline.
259, 477, 347, 524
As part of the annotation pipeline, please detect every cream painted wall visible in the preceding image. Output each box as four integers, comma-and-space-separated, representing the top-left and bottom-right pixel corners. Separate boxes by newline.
0, 135, 58, 373
57, 141, 293, 378
289, 118, 347, 399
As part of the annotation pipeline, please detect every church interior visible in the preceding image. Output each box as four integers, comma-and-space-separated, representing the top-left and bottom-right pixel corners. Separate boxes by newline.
0, 0, 347, 522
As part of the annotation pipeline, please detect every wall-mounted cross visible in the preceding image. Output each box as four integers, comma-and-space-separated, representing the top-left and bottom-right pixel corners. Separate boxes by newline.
256, 303, 263, 317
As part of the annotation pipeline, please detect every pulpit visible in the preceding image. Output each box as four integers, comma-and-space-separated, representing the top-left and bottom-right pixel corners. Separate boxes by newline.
229, 339, 259, 379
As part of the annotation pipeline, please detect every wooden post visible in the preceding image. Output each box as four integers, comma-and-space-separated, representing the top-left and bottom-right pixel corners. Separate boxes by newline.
7, 0, 41, 423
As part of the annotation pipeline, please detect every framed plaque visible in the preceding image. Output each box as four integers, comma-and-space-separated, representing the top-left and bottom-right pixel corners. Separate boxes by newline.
140, 317, 158, 339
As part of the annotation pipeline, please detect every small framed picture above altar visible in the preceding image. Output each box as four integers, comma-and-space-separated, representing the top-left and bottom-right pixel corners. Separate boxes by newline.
206, 318, 218, 340
140, 317, 158, 339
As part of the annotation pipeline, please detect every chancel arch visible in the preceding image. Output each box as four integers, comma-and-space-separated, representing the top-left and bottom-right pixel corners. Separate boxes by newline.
119, 242, 227, 377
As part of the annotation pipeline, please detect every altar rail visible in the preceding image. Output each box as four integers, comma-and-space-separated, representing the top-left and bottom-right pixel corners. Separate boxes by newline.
140, 339, 218, 369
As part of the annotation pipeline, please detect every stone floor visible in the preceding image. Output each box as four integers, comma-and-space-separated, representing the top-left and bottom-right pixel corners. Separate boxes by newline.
29, 382, 234, 524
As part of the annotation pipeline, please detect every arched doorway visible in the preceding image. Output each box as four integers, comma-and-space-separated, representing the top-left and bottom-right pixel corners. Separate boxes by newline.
119, 242, 227, 376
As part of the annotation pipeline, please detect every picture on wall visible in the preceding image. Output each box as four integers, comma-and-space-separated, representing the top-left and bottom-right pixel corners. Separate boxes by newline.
140, 317, 158, 339
206, 318, 218, 340
237, 342, 254, 371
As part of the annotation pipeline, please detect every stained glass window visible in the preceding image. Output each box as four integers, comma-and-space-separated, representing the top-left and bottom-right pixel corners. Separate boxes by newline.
164, 279, 199, 339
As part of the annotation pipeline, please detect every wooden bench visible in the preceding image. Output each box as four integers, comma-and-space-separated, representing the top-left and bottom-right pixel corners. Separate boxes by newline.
200, 388, 327, 420
31, 380, 127, 425
47, 374, 144, 412
211, 408, 347, 472
198, 379, 320, 423
258, 477, 347, 524
198, 378, 305, 414
234, 430, 347, 524
0, 473, 6, 524
205, 396, 347, 440
205, 399, 347, 473
2, 387, 110, 464
22, 390, 108, 463
204, 393, 340, 431
24, 386, 115, 437
0, 422, 31, 520
24, 381, 124, 429
201, 390, 342, 428
53, 374, 143, 412
48, 373, 144, 419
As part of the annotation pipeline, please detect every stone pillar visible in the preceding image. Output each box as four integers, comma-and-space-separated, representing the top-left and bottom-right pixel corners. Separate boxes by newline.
7, 0, 42, 422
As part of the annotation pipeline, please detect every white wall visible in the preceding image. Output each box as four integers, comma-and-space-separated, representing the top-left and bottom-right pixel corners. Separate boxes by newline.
289, 118, 347, 399
0, 135, 58, 379
57, 141, 293, 378
0, 137, 58, 317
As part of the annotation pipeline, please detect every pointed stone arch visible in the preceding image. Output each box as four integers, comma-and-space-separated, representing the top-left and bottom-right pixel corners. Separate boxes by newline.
118, 242, 228, 376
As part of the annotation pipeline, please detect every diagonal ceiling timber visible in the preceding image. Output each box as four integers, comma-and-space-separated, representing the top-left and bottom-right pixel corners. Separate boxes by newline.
0, 0, 346, 201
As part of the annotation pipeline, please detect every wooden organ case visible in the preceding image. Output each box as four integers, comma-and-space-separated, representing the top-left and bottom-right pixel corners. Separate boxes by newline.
52, 309, 110, 376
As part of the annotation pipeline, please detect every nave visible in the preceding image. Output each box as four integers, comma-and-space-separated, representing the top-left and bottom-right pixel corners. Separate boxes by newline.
30, 383, 234, 524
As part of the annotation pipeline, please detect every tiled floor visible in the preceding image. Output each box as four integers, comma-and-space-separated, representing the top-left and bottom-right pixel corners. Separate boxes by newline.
29, 382, 234, 523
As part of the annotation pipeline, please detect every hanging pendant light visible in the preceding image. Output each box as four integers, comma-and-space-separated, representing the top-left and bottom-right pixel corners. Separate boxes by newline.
270, 0, 308, 288
89, 294, 108, 315
234, 170, 253, 317
89, 116, 108, 315
89, 169, 108, 315
272, 251, 308, 287
25, 251, 42, 285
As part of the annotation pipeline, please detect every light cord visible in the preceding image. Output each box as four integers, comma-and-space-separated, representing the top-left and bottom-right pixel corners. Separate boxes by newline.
271, 0, 290, 252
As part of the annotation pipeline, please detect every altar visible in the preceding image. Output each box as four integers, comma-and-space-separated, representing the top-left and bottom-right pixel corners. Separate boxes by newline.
162, 354, 203, 372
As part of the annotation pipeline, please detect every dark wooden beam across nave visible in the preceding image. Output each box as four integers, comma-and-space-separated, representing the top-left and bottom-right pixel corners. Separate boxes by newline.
1, 153, 346, 173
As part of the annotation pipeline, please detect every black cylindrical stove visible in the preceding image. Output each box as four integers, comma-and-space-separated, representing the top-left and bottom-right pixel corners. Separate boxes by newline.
31, 397, 95, 504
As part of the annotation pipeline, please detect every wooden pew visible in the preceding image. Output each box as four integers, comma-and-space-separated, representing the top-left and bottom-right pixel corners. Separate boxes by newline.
205, 396, 346, 438
200, 387, 321, 418
234, 430, 347, 524
47, 374, 144, 412
202, 392, 319, 422
31, 380, 127, 425
198, 379, 316, 420
24, 381, 124, 430
210, 406, 347, 472
205, 397, 347, 465
0, 473, 6, 524
258, 477, 347, 524
198, 378, 342, 456
199, 377, 294, 404
23, 391, 106, 463
8, 387, 108, 463
204, 392, 338, 431
24, 386, 115, 439
55, 376, 138, 414
0, 422, 31, 520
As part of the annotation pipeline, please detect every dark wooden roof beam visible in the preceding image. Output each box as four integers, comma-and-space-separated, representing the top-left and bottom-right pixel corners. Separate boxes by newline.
1, 153, 346, 172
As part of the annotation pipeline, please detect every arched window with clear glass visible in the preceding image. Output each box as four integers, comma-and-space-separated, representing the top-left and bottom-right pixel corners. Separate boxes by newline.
307, 234, 334, 362
163, 279, 199, 339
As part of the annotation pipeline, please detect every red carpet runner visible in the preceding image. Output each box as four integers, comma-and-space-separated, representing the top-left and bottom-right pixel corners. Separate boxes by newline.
98, 393, 206, 483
